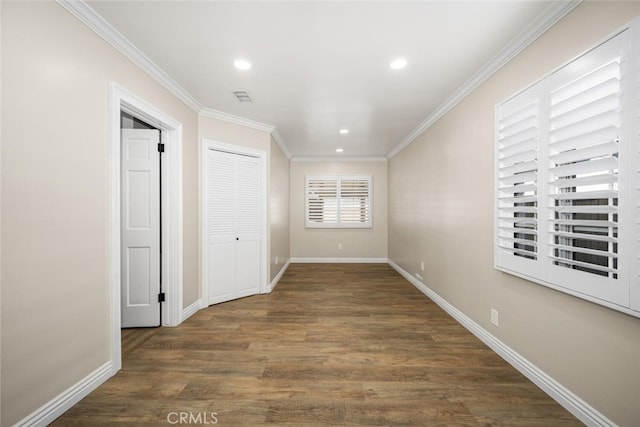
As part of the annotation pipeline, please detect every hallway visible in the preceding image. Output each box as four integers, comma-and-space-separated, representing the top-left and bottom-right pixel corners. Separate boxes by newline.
52, 264, 579, 426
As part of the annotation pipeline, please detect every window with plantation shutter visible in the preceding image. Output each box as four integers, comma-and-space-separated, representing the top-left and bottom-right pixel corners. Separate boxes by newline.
495, 81, 542, 277
306, 175, 372, 228
547, 36, 626, 304
495, 24, 638, 317
307, 178, 338, 225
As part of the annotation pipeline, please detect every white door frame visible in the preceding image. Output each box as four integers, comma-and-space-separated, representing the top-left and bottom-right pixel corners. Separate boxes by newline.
109, 83, 183, 371
201, 139, 268, 306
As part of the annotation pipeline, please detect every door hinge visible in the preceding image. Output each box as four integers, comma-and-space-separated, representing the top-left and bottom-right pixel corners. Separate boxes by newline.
158, 292, 166, 303
158, 143, 165, 153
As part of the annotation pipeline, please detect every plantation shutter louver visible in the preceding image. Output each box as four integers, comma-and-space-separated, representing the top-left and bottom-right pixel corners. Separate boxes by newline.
547, 33, 628, 305
340, 178, 371, 224
307, 178, 338, 225
306, 175, 372, 228
495, 81, 543, 276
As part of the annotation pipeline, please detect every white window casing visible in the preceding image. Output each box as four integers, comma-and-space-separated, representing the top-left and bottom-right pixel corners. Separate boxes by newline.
495, 19, 640, 318
306, 175, 372, 228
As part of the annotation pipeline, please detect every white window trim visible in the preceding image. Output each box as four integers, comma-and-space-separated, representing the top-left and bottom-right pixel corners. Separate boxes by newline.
494, 18, 640, 319
305, 174, 373, 229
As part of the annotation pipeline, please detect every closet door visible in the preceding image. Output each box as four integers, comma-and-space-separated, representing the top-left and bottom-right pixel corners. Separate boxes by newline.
206, 149, 261, 305
235, 156, 261, 295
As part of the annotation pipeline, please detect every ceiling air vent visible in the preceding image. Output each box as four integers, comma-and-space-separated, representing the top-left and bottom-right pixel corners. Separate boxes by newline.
232, 90, 253, 103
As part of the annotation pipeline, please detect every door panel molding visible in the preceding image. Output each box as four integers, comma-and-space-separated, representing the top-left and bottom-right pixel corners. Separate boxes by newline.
109, 83, 184, 372
200, 139, 267, 306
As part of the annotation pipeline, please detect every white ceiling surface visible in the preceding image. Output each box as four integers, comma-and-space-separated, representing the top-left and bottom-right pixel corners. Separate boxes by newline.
87, 1, 564, 158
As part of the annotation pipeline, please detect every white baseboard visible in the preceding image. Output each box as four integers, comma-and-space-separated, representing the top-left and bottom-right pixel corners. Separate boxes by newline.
269, 259, 290, 292
387, 259, 614, 427
15, 361, 114, 427
290, 257, 388, 264
181, 299, 202, 322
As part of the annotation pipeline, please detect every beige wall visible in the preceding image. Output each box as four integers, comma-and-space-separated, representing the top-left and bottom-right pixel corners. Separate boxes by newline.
290, 160, 387, 259
198, 115, 271, 153
269, 137, 290, 281
388, 2, 640, 425
1, 2, 199, 425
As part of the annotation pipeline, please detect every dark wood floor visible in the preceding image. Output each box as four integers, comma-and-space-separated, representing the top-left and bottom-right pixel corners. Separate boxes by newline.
52, 263, 581, 426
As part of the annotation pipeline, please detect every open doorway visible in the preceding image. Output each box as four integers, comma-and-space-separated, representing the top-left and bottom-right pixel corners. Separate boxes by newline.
109, 83, 184, 372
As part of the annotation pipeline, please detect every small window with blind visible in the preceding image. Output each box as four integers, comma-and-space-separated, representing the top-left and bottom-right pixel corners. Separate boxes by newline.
495, 21, 640, 318
305, 175, 372, 228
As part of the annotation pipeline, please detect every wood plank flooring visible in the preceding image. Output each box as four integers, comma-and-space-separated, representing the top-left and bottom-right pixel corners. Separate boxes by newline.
52, 263, 581, 426
121, 327, 161, 355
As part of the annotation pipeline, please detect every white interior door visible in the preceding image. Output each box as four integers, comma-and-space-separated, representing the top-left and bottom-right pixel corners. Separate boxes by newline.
206, 149, 261, 305
121, 129, 161, 327
207, 150, 236, 304
235, 156, 261, 293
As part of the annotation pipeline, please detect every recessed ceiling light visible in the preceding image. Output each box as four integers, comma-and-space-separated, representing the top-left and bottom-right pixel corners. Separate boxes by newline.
336, 148, 344, 153
339, 129, 349, 135
234, 59, 252, 70
390, 58, 407, 70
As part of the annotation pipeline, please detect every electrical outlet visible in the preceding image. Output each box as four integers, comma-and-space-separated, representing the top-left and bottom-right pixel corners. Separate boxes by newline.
420, 261, 425, 271
491, 308, 499, 327
338, 243, 343, 250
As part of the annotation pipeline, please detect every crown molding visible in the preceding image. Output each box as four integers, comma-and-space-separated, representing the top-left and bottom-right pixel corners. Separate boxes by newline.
387, 0, 581, 159
199, 108, 276, 133
291, 156, 387, 163
199, 109, 296, 158
271, 129, 292, 159
57, 0, 202, 112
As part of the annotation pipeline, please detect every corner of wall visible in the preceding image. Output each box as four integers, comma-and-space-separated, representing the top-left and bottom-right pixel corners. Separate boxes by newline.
269, 259, 291, 292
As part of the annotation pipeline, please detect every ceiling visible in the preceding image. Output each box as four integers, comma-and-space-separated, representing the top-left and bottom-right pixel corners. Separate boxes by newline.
85, 1, 575, 158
